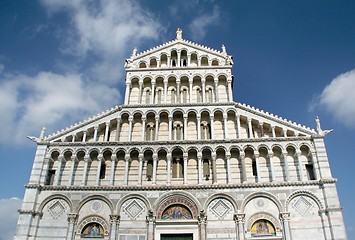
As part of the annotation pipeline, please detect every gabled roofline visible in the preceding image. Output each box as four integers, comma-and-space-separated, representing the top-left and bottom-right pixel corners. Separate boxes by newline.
131, 38, 228, 61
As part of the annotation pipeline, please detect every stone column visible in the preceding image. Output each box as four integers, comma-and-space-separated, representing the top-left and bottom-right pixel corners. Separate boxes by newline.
197, 117, 201, 140
176, 79, 181, 103
183, 115, 188, 140
82, 131, 87, 142
124, 156, 129, 185
268, 152, 275, 182
177, 50, 181, 67
95, 154, 103, 186
151, 80, 156, 104
138, 80, 143, 104
71, 134, 75, 143
254, 152, 261, 182
247, 118, 253, 138
240, 153, 247, 183
155, 115, 159, 140
227, 78, 233, 102
183, 154, 188, 185
198, 210, 207, 240
197, 153, 202, 184
93, 126, 99, 142
189, 79, 193, 103
280, 212, 291, 240
210, 116, 215, 139
124, 82, 130, 104
66, 213, 78, 240
138, 154, 143, 185
214, 78, 219, 102
152, 154, 157, 184
167, 155, 171, 184
68, 156, 77, 186
282, 151, 290, 181
201, 79, 206, 102
110, 156, 117, 185
81, 156, 90, 186
296, 151, 304, 181
109, 215, 120, 240
167, 55, 171, 67
309, 152, 318, 180
234, 213, 245, 240
212, 152, 217, 184
168, 115, 173, 140
141, 116, 146, 141
54, 155, 64, 186
283, 129, 287, 137
223, 113, 228, 139
271, 125, 276, 138
259, 122, 264, 138
115, 117, 121, 141
236, 114, 241, 139
146, 210, 156, 240
128, 116, 133, 141
163, 79, 168, 103
226, 154, 231, 184
104, 122, 110, 142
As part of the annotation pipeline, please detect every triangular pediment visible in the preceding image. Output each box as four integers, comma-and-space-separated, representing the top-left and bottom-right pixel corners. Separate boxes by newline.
125, 38, 233, 70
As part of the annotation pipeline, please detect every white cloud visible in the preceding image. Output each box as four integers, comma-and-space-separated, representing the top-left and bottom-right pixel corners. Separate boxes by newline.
188, 5, 221, 41
317, 69, 355, 128
0, 198, 22, 240
0, 0, 163, 145
41, 0, 163, 83
0, 71, 119, 145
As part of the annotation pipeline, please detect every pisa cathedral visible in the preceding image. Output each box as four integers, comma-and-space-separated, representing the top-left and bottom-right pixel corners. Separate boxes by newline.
15, 29, 347, 240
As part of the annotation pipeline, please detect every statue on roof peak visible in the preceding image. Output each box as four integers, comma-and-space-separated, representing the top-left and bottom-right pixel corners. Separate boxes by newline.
176, 28, 182, 40
315, 116, 333, 136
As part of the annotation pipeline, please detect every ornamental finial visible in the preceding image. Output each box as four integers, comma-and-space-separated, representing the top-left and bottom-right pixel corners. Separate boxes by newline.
176, 28, 182, 40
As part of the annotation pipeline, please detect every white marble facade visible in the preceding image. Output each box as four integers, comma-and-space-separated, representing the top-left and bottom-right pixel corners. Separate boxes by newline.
14, 29, 347, 240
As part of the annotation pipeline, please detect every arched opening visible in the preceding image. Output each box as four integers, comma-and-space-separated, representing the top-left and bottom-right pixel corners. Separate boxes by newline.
139, 62, 147, 68
81, 223, 104, 238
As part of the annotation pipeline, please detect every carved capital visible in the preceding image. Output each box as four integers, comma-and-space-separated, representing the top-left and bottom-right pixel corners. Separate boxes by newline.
198, 210, 207, 224
234, 213, 245, 223
279, 212, 290, 221
146, 210, 156, 223
67, 213, 78, 224
110, 214, 120, 224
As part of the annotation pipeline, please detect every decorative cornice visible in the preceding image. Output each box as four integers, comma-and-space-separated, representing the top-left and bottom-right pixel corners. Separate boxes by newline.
46, 136, 313, 148
26, 179, 336, 192
236, 102, 316, 135
18, 209, 43, 217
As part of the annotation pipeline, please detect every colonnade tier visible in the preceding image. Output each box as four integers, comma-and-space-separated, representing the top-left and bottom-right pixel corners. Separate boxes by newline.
124, 73, 233, 105
57, 108, 307, 143
134, 48, 229, 69
44, 143, 318, 187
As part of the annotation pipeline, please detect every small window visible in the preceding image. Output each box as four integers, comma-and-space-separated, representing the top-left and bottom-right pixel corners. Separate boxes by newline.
99, 163, 106, 179
146, 160, 153, 181
45, 170, 56, 185
203, 159, 210, 179
252, 161, 257, 176
306, 164, 316, 180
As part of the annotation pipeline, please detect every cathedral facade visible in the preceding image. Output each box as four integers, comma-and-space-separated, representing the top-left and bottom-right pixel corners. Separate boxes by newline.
15, 29, 347, 240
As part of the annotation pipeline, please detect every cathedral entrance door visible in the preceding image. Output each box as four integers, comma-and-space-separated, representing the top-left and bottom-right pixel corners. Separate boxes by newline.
161, 233, 193, 240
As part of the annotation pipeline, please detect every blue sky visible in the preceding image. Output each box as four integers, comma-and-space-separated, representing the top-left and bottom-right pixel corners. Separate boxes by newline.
0, 0, 354, 239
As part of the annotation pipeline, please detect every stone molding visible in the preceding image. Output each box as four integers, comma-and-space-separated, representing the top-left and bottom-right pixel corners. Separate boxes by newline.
18, 209, 43, 217
26, 178, 336, 191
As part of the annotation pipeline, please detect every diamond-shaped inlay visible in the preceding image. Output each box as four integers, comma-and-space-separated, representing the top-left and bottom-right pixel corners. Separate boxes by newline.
124, 200, 144, 220
293, 196, 313, 215
48, 200, 66, 219
211, 199, 231, 219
